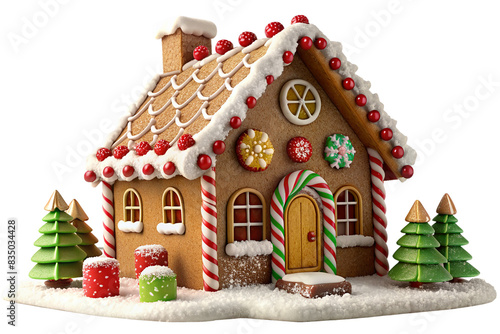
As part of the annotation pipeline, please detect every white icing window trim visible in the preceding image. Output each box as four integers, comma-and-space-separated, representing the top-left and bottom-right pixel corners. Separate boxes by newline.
225, 240, 273, 257
337, 235, 374, 248
159, 187, 185, 235
279, 79, 321, 125
157, 222, 186, 235
117, 220, 144, 233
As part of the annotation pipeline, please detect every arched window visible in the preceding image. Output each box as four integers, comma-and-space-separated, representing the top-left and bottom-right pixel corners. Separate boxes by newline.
162, 188, 184, 224
334, 186, 363, 236
123, 189, 142, 222
227, 188, 267, 243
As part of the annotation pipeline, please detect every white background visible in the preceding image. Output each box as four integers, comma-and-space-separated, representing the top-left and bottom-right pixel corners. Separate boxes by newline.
1, 0, 499, 333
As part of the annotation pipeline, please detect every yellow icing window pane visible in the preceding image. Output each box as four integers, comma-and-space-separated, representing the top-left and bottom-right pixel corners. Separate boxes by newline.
280, 79, 321, 125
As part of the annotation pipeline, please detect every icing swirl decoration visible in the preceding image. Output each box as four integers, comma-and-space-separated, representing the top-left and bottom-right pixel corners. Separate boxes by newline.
324, 134, 356, 169
236, 129, 274, 172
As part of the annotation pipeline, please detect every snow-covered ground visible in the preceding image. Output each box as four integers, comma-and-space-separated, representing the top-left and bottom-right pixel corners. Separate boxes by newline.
13, 275, 496, 322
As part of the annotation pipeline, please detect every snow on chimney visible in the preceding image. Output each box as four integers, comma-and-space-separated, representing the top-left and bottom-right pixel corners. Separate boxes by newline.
156, 16, 217, 73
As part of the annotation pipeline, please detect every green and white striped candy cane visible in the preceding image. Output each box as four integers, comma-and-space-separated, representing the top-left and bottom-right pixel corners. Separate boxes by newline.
270, 170, 337, 283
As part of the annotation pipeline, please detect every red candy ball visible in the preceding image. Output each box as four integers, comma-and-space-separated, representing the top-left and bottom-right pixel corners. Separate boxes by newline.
154, 139, 170, 156
215, 39, 233, 55
193, 45, 209, 60
355, 94, 367, 106
238, 31, 257, 47
367, 110, 380, 122
266, 75, 274, 85
265, 22, 284, 38
392, 146, 404, 159
401, 165, 414, 179
299, 36, 313, 50
177, 134, 195, 151
287, 137, 313, 163
329, 58, 341, 70
230, 116, 242, 129
135, 141, 151, 156
380, 128, 393, 141
163, 162, 176, 175
213, 140, 226, 155
314, 38, 327, 49
342, 78, 355, 90
122, 165, 134, 177
102, 166, 115, 178
197, 154, 212, 170
113, 145, 129, 159
246, 96, 257, 109
83, 258, 119, 298
142, 164, 154, 175
96, 148, 111, 162
84, 171, 96, 182
283, 51, 294, 64
291, 15, 309, 24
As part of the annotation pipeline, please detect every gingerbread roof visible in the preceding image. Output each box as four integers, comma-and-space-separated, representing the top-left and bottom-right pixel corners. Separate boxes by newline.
86, 18, 416, 185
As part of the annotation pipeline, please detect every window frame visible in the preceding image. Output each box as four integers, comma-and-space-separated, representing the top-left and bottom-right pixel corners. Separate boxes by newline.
227, 188, 267, 243
279, 79, 322, 125
162, 187, 185, 225
123, 188, 142, 222
334, 186, 363, 236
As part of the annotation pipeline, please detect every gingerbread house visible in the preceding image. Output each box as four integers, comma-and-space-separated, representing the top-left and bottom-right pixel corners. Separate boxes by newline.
84, 16, 416, 291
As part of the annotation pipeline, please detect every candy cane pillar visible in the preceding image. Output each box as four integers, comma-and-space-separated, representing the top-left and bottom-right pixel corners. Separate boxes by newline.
367, 148, 389, 275
200, 167, 219, 291
102, 181, 116, 258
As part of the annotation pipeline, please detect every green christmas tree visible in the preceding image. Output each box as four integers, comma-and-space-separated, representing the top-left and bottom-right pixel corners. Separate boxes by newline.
29, 191, 87, 288
66, 199, 102, 259
388, 200, 453, 287
432, 193, 479, 281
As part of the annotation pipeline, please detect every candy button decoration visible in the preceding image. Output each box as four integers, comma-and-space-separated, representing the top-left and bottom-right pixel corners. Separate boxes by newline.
238, 31, 257, 47
236, 129, 274, 172
134, 245, 168, 279
84, 171, 96, 182
193, 45, 209, 60
324, 134, 356, 169
83, 257, 120, 298
287, 137, 313, 163
139, 265, 177, 302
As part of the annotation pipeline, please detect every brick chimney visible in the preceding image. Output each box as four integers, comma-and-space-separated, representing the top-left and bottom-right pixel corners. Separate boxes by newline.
156, 17, 217, 73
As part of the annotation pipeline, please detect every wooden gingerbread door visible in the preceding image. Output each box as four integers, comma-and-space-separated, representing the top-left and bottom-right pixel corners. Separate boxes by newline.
285, 194, 322, 273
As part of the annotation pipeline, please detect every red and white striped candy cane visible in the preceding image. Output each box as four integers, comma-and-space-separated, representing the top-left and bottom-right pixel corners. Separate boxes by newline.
367, 148, 389, 275
102, 181, 116, 258
200, 167, 219, 291
270, 170, 336, 283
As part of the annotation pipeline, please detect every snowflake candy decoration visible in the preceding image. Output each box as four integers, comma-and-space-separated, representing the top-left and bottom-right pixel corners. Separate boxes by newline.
287, 137, 313, 163
324, 134, 356, 169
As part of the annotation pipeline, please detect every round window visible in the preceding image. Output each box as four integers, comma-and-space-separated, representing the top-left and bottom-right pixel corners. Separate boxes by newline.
279, 79, 321, 125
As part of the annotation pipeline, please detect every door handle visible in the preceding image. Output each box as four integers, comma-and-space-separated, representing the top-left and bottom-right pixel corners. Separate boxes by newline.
307, 231, 316, 242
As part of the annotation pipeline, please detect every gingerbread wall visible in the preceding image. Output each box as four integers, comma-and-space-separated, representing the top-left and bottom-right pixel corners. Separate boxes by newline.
216, 54, 375, 285
113, 177, 204, 290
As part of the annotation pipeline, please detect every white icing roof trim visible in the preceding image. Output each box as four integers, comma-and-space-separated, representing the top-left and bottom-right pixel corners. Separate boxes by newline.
155, 16, 217, 39
87, 23, 416, 184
